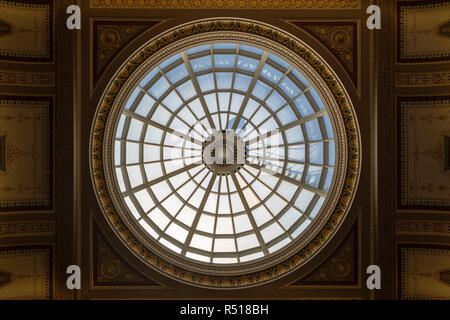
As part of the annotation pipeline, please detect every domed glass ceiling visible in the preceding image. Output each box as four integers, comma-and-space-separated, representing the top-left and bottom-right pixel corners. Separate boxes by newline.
113, 42, 335, 264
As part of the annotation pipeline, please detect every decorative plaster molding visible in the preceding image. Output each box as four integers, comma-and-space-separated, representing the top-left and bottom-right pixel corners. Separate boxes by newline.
0, 70, 54, 87
0, 221, 54, 237
395, 71, 450, 87
90, 0, 360, 9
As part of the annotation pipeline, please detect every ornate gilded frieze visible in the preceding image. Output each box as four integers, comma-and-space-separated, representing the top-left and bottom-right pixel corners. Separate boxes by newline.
90, 18, 360, 288
0, 70, 54, 87
90, 0, 360, 9
395, 71, 450, 87
397, 220, 450, 236
0, 221, 54, 237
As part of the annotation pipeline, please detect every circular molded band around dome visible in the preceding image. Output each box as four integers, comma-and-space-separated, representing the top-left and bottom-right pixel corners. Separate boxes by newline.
90, 18, 360, 288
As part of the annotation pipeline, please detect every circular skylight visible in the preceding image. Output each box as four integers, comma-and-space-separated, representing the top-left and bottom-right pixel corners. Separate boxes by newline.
113, 42, 336, 265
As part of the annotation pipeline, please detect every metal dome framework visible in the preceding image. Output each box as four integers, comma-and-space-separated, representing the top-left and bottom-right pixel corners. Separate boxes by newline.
114, 42, 336, 265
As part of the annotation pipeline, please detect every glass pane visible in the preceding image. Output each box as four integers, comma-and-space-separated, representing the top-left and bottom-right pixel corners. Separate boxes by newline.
260, 222, 284, 242
261, 63, 283, 83
234, 73, 252, 91
126, 142, 140, 164
197, 214, 215, 233
279, 76, 301, 98
237, 234, 259, 251
151, 180, 172, 201
190, 55, 212, 72
161, 194, 183, 216
216, 72, 233, 89
190, 234, 213, 251
148, 207, 170, 230
166, 63, 188, 84
213, 43, 237, 50
139, 220, 158, 239
230, 93, 244, 113
328, 141, 335, 166
294, 189, 315, 212
159, 53, 181, 69
186, 44, 209, 55
233, 214, 252, 233
218, 92, 230, 111
251, 205, 272, 226
126, 165, 143, 188
323, 115, 334, 138
266, 91, 286, 111
198, 73, 215, 92
151, 106, 172, 125
290, 69, 310, 88
135, 94, 154, 117
277, 180, 298, 201
177, 80, 196, 101
310, 197, 325, 219
214, 239, 236, 252
214, 54, 236, 68
278, 207, 302, 230
240, 251, 264, 262
216, 217, 233, 234
134, 189, 154, 213
236, 55, 259, 72
127, 118, 144, 141
124, 88, 140, 110
166, 223, 188, 243
285, 126, 304, 144
203, 93, 218, 113
305, 119, 322, 141
186, 251, 210, 263
176, 206, 196, 227
268, 53, 290, 70
268, 237, 291, 254
309, 142, 324, 164
306, 165, 322, 188
139, 68, 159, 88
162, 91, 183, 112
144, 125, 163, 144
265, 194, 286, 216
149, 76, 170, 99
124, 196, 140, 220
159, 238, 182, 254
294, 94, 315, 117
288, 145, 305, 161
252, 80, 272, 100
291, 220, 311, 238
323, 168, 334, 192
309, 88, 325, 110
239, 44, 263, 55
277, 106, 297, 125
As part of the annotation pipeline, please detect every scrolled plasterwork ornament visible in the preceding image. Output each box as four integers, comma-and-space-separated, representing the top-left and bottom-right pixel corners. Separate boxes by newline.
90, 18, 361, 288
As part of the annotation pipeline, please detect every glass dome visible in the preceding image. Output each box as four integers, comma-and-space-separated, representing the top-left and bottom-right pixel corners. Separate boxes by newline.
113, 42, 336, 264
